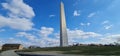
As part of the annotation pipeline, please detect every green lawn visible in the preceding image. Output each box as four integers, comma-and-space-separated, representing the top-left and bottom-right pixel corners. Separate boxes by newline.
16, 46, 120, 55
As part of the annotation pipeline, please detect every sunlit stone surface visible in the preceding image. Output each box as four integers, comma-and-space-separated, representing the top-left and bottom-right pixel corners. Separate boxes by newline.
60, 2, 68, 47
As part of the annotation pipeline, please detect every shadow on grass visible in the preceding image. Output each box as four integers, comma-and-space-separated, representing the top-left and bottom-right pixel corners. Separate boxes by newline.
18, 54, 54, 56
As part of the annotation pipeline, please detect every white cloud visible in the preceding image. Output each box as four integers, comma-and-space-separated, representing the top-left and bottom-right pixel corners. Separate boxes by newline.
49, 15, 55, 18
38, 37, 59, 47
39, 27, 54, 37
0, 40, 3, 46
1, 26, 104, 47
16, 27, 59, 47
104, 25, 113, 30
73, 10, 80, 16
38, 27, 59, 47
7, 38, 22, 43
102, 20, 109, 24
99, 34, 120, 44
0, 16, 34, 30
0, 0, 35, 31
15, 27, 102, 47
67, 29, 101, 39
101, 20, 113, 30
66, 29, 102, 45
80, 23, 85, 26
16, 32, 36, 41
2, 26, 120, 47
82, 34, 120, 44
88, 12, 96, 18
80, 23, 91, 26
87, 23, 91, 26
1, 0, 35, 18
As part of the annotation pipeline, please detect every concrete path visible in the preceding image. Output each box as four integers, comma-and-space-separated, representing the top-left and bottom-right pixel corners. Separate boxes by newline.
17, 51, 83, 56
16, 51, 95, 56
0, 50, 20, 56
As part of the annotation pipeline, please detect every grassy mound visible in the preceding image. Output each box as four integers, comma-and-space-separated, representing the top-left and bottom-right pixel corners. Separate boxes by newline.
16, 46, 120, 55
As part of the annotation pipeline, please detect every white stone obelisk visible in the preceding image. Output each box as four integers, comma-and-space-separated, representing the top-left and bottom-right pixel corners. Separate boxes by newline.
60, 2, 68, 47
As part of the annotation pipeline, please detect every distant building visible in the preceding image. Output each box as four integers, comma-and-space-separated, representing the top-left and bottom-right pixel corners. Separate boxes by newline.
2, 44, 23, 50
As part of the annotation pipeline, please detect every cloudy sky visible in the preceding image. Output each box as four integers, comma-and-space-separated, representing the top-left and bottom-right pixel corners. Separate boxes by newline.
0, 0, 120, 47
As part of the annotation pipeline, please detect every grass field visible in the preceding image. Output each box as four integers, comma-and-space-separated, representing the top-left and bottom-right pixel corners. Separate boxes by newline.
16, 46, 120, 55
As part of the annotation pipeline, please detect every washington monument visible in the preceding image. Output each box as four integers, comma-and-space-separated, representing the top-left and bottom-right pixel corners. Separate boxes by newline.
60, 2, 68, 47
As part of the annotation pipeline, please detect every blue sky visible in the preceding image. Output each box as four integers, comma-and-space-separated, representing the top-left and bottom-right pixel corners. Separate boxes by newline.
0, 0, 120, 47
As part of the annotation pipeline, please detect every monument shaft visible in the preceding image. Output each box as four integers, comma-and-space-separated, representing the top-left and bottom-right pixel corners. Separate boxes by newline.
60, 2, 68, 47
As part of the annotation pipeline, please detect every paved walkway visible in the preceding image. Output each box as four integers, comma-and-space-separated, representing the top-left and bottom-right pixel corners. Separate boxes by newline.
0, 50, 82, 56
0, 50, 20, 56
17, 51, 83, 56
